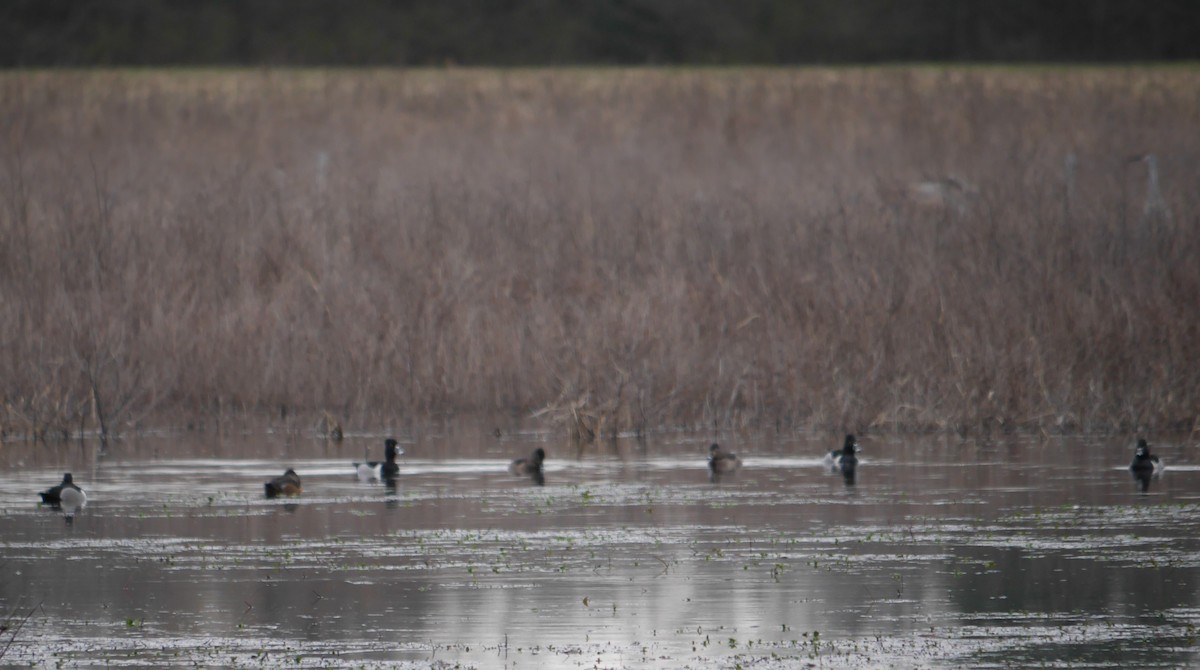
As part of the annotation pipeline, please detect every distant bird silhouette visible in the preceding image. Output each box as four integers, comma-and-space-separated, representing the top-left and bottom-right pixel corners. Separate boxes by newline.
1129, 438, 1163, 473
1128, 154, 1170, 222
355, 438, 403, 482
40, 472, 87, 509
509, 447, 546, 485
264, 468, 302, 498
826, 434, 859, 467
910, 176, 977, 214
826, 434, 859, 485
708, 443, 741, 481
1129, 438, 1163, 493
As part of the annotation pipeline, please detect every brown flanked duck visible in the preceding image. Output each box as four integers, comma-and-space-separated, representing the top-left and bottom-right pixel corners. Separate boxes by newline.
708, 443, 741, 481
509, 447, 546, 485
264, 468, 302, 498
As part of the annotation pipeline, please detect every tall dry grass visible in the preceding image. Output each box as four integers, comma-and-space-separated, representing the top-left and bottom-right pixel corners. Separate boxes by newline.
0, 68, 1197, 440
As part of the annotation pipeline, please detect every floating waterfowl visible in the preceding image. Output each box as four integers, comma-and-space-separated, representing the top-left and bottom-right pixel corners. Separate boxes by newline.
708, 443, 741, 481
509, 447, 546, 485
354, 438, 403, 481
825, 434, 859, 485
1129, 438, 1163, 474
825, 434, 859, 467
40, 472, 87, 509
264, 468, 302, 498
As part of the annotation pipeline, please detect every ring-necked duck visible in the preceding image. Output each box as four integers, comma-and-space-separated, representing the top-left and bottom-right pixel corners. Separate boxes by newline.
509, 448, 546, 485
825, 434, 859, 484
1129, 438, 1164, 474
40, 472, 87, 509
826, 434, 859, 467
708, 443, 741, 480
264, 468, 302, 498
355, 438, 403, 481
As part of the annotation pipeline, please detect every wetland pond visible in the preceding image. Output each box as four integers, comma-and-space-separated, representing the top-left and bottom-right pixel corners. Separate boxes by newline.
1, 430, 1198, 669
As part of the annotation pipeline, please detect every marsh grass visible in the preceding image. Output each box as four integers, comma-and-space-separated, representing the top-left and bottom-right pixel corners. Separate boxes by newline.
1, 68, 1197, 440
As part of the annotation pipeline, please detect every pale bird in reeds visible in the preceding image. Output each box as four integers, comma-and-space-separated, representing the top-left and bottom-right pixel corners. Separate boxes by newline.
909, 176, 978, 214
1127, 154, 1170, 222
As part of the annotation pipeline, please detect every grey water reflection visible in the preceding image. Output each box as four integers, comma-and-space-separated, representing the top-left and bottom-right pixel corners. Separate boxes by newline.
0, 431, 1198, 668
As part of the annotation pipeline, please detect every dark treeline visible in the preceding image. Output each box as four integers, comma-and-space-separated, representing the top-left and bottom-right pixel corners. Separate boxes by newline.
3, 0, 1199, 67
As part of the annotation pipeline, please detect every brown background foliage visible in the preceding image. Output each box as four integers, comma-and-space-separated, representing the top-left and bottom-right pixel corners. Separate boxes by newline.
1, 68, 1197, 439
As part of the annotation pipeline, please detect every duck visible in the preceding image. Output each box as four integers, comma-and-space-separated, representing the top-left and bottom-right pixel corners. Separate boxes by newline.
39, 472, 87, 509
824, 434, 859, 484
826, 434, 859, 468
708, 443, 741, 480
509, 447, 546, 485
1129, 438, 1164, 474
264, 468, 302, 498
354, 438, 403, 481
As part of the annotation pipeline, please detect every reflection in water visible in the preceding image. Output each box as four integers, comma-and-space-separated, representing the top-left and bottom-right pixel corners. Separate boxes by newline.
1133, 469, 1154, 493
840, 462, 857, 486
0, 433, 1197, 668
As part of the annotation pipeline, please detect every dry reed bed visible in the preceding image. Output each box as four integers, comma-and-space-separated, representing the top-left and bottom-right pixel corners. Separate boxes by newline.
0, 68, 1197, 440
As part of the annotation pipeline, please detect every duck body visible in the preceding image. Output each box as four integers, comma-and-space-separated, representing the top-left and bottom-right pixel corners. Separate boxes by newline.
264, 468, 302, 498
827, 434, 859, 469
708, 443, 741, 480
354, 438, 403, 481
1129, 439, 1163, 474
826, 434, 859, 485
509, 448, 546, 485
40, 472, 87, 508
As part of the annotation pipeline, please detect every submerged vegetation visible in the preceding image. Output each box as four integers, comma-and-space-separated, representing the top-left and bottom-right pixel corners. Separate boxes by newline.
0, 68, 1197, 439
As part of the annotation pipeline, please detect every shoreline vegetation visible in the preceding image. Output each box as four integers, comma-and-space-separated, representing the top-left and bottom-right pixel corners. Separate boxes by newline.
1, 68, 1197, 443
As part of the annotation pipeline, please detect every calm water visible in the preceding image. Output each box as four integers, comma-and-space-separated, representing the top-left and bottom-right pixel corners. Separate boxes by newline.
0, 429, 1198, 669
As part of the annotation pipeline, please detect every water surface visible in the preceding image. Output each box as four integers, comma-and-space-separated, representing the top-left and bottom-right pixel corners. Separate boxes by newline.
1, 431, 1197, 668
